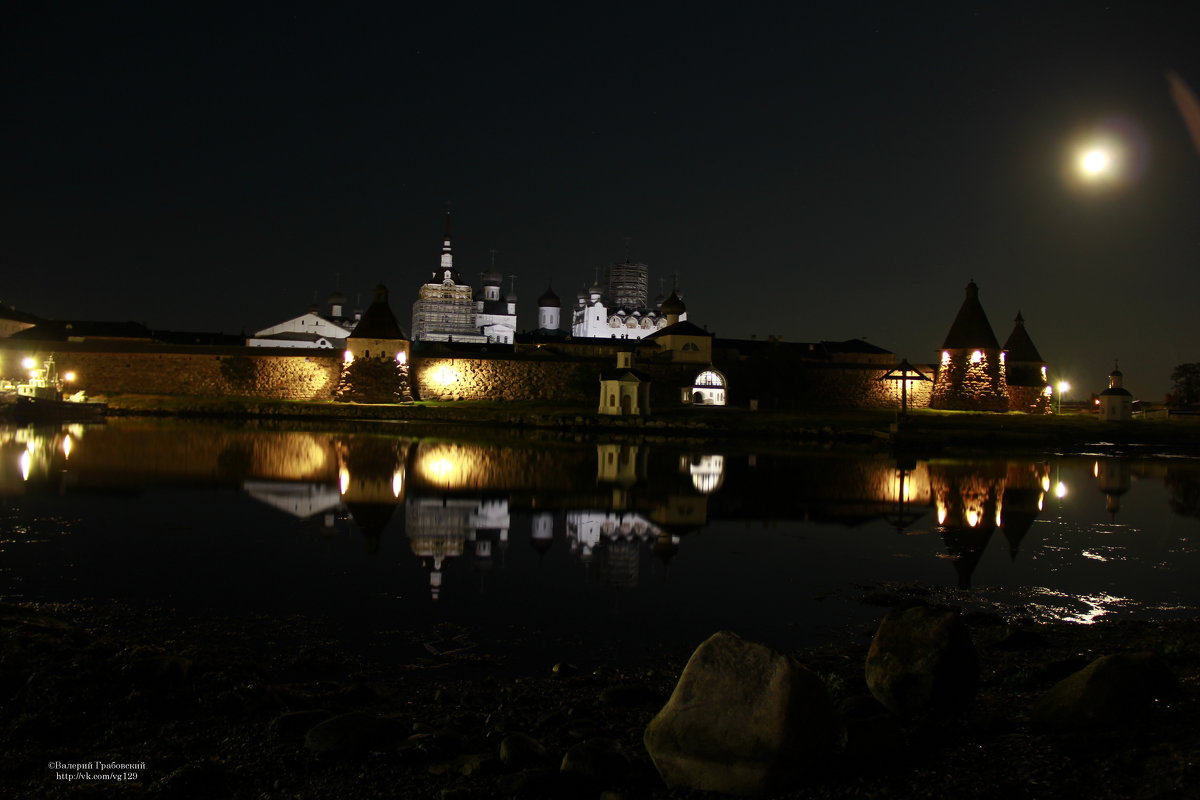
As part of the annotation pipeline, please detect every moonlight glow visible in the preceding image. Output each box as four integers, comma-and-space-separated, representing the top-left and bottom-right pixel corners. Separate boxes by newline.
1080, 149, 1110, 175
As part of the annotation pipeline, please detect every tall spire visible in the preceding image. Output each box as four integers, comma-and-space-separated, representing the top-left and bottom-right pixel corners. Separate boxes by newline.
433, 204, 459, 284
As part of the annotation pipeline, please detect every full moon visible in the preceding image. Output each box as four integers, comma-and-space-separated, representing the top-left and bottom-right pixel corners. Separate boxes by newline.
1080, 148, 1110, 175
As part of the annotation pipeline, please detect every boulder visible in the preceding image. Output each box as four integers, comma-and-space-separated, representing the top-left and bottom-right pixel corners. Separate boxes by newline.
643, 631, 837, 796
865, 605, 978, 716
1030, 652, 1178, 731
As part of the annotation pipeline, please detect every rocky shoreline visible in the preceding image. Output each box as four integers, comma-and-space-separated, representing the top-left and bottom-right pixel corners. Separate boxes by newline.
3, 592, 1198, 799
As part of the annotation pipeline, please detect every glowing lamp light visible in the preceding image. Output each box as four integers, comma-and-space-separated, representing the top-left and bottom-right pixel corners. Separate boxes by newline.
940, 351, 950, 365
966, 509, 980, 528
970, 350, 983, 364
1041, 476, 1051, 493
392, 469, 404, 498
21, 357, 36, 369
63, 371, 77, 382
396, 351, 407, 365
432, 365, 459, 386
1057, 381, 1070, 394
339, 466, 350, 495
62, 435, 73, 459
20, 449, 32, 481
1055, 481, 1068, 499
343, 350, 354, 363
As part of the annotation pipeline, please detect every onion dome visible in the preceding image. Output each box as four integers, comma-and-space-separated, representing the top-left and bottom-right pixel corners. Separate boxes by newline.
660, 290, 686, 317
538, 285, 561, 308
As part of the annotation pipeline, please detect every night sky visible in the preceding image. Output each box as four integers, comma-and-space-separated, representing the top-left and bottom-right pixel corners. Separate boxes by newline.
4, 2, 1199, 398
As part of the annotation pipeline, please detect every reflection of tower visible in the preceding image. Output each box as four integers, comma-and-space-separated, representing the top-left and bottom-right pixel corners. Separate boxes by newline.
931, 462, 1006, 589
1000, 461, 1048, 559
531, 511, 555, 557
406, 497, 475, 601
1094, 459, 1132, 520
337, 437, 409, 555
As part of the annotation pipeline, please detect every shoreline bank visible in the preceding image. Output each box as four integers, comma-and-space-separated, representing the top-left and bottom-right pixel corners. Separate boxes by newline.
89, 394, 1200, 456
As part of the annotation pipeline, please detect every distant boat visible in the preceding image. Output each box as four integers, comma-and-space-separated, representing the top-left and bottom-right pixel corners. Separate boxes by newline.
3, 355, 107, 422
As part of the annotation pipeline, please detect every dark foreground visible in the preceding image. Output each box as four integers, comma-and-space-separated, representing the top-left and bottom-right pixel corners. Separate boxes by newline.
3, 594, 1199, 800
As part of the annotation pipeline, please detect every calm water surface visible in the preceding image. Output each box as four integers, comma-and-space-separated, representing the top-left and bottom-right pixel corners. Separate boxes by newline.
3, 419, 1199, 666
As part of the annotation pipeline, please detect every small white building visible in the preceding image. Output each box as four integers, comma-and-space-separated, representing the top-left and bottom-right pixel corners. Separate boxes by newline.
1098, 364, 1133, 421
598, 351, 651, 416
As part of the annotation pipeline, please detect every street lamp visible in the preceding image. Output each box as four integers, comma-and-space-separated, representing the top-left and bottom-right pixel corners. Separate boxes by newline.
1057, 381, 1070, 414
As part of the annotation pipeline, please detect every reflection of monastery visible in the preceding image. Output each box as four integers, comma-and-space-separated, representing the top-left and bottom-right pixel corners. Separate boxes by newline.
8, 424, 1195, 602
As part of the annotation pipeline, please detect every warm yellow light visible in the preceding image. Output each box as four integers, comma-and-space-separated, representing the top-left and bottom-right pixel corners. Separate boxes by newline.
62, 371, 77, 382
343, 350, 354, 363
1055, 481, 1068, 499
432, 365, 459, 386
1043, 385, 1053, 397
392, 469, 404, 498
970, 350, 982, 364
19, 449, 32, 481
1057, 381, 1070, 394
966, 509, 980, 528
424, 457, 455, 483
339, 466, 350, 495
62, 435, 73, 459
1093, 462, 1100, 478
1037, 493, 1044, 511
940, 351, 950, 365
1041, 476, 1051, 493
21, 357, 36, 369
936, 501, 947, 525
396, 351, 407, 365
1080, 148, 1110, 175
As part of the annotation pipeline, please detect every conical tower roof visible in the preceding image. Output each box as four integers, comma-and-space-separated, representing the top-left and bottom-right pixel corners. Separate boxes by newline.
941, 280, 1000, 350
1002, 312, 1044, 363
350, 284, 407, 340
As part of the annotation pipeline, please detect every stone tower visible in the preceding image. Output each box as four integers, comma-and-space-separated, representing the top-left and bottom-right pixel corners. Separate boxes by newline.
930, 281, 1009, 411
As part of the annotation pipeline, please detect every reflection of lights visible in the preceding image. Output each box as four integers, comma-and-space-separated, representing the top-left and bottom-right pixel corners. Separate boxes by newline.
424, 457, 454, 483
339, 466, 350, 495
62, 435, 73, 459
995, 507, 1002, 527
966, 509, 980, 528
392, 469, 404, 498
1041, 475, 1051, 493
936, 501, 947, 525
1055, 481, 1068, 499
689, 455, 725, 494
19, 449, 32, 481
1037, 493, 1044, 511
1093, 461, 1100, 478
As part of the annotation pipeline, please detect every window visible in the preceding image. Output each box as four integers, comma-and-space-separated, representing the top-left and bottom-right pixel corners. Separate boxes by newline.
695, 370, 724, 387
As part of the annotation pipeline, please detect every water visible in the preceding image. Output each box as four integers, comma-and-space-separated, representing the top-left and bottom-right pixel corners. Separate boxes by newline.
3, 419, 1199, 667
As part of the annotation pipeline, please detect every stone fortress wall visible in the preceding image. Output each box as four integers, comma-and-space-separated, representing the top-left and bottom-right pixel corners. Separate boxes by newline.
0, 339, 932, 410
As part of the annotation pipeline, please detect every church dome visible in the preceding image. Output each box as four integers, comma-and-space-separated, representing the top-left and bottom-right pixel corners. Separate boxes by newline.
660, 291, 686, 316
538, 285, 561, 308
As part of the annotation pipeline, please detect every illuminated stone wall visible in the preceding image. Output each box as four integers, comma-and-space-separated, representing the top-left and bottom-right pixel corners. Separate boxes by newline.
0, 341, 340, 400
930, 348, 1009, 411
713, 360, 934, 410
1007, 385, 1053, 414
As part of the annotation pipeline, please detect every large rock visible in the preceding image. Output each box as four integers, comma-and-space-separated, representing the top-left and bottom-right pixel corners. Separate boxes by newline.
1030, 652, 1177, 731
865, 605, 978, 716
643, 631, 837, 796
